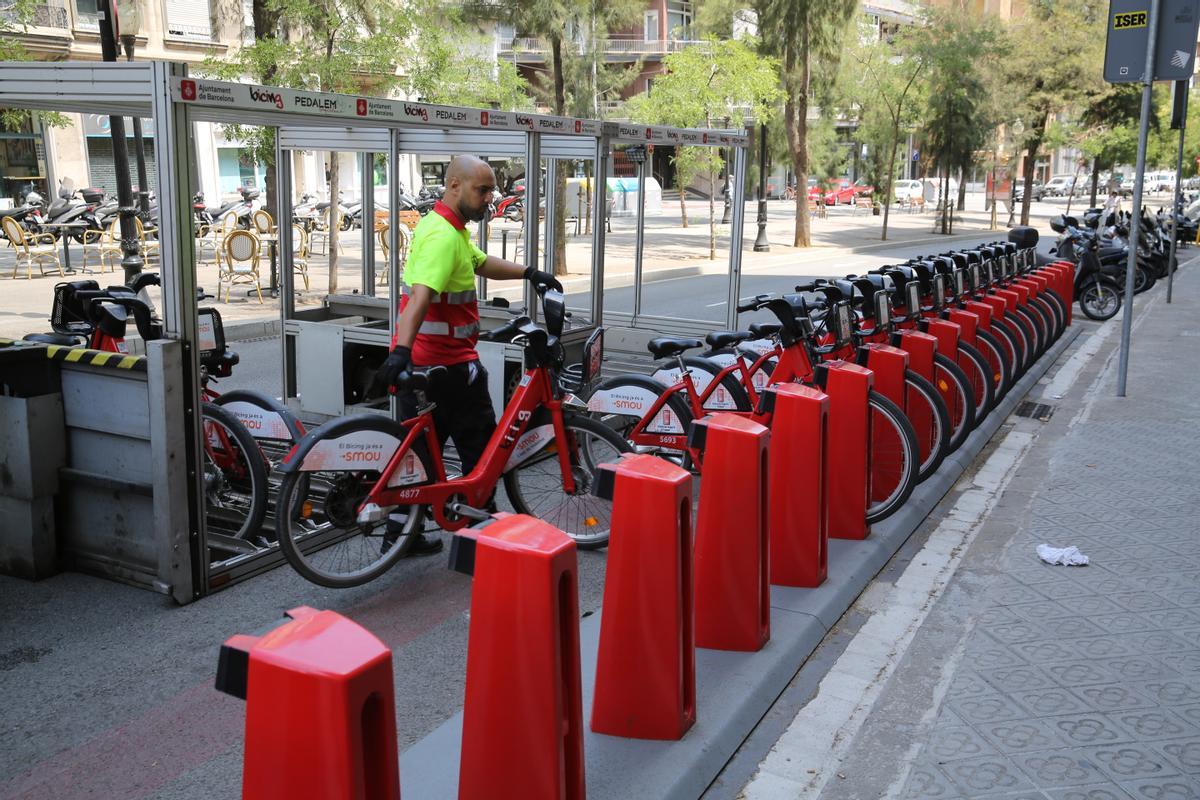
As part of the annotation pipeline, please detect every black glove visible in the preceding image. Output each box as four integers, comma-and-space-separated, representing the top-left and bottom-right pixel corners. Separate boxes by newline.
524, 266, 563, 293
372, 345, 411, 394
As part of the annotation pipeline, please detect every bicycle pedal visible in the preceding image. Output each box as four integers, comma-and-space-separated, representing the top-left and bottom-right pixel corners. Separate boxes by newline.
356, 503, 393, 524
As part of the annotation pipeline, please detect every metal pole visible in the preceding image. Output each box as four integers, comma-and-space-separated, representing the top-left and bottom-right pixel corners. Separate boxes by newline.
721, 141, 732, 225
477, 199, 489, 301
523, 132, 541, 315
388, 130, 400, 422
726, 138, 749, 329
753, 122, 769, 252
632, 154, 647, 321
590, 134, 609, 328
1167, 82, 1188, 304
544, 157, 558, 277
1117, 0, 1161, 397
361, 151, 375, 296
98, 2, 144, 283
121, 37, 151, 218
276, 131, 296, 402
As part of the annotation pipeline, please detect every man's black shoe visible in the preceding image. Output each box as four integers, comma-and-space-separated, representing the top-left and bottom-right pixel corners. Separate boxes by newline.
405, 533, 444, 557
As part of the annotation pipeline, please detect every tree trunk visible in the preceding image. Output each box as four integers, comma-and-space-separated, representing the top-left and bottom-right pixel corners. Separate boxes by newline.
678, 172, 689, 227
1089, 156, 1100, 208
708, 162, 716, 260
253, 0, 278, 228
956, 166, 966, 212
550, 37, 568, 276
792, 25, 812, 248
327, 151, 339, 294
584, 159, 592, 236
882, 120, 900, 241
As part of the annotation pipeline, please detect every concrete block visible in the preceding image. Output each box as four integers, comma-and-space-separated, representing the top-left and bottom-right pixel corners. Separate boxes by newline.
0, 494, 57, 580
0, 393, 65, 500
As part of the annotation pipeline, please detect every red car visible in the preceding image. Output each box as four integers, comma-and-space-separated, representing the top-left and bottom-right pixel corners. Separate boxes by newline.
807, 178, 874, 206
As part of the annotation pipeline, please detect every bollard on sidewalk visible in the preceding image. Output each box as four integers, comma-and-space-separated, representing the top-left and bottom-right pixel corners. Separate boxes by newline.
762, 383, 829, 588
216, 606, 401, 800
591, 453, 696, 740
816, 361, 873, 541
689, 412, 771, 652
450, 513, 585, 800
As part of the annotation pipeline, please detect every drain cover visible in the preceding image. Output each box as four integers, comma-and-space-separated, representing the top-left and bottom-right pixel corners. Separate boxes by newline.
1014, 400, 1055, 420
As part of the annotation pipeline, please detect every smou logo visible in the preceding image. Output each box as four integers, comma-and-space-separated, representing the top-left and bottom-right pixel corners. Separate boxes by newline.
249, 87, 284, 109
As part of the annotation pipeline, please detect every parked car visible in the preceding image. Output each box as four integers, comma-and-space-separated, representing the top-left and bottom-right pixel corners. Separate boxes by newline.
1012, 180, 1045, 202
807, 177, 874, 206
892, 179, 924, 204
1145, 171, 1176, 193
1045, 175, 1080, 197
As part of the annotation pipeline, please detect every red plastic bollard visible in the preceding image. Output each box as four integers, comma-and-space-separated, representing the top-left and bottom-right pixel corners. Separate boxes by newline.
762, 383, 829, 587
857, 343, 921, 496
689, 412, 771, 651
891, 329, 938, 383
452, 514, 585, 800
591, 454, 695, 740
920, 317, 961, 360
216, 607, 401, 800
816, 361, 873, 541
945, 308, 980, 347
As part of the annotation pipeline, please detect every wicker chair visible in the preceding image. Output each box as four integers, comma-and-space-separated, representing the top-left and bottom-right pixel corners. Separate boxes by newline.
252, 208, 275, 235
219, 229, 263, 303
291, 223, 310, 291
81, 217, 122, 273
134, 216, 160, 263
2, 215, 62, 279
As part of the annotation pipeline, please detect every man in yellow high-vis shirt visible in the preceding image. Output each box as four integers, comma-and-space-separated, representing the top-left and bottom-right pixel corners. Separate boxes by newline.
373, 155, 561, 555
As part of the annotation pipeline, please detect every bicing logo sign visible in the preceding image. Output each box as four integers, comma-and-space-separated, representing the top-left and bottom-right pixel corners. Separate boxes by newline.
173, 78, 601, 136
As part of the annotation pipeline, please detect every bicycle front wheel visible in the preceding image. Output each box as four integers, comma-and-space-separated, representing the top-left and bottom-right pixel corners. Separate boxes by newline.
273, 423, 435, 588
902, 370, 951, 483
867, 390, 920, 524
504, 415, 632, 550
201, 402, 268, 541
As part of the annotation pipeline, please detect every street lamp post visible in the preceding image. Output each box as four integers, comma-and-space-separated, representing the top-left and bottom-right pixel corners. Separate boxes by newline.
96, 0, 144, 282
753, 121, 769, 252
118, 0, 151, 218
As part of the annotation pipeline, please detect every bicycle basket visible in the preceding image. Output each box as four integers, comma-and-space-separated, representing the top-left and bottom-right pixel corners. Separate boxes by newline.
50, 280, 101, 336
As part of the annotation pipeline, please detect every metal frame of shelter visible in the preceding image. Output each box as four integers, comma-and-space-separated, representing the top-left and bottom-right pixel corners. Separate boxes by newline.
0, 60, 747, 601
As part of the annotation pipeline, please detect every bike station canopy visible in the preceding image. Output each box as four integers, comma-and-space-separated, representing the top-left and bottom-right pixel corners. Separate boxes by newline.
0, 59, 748, 602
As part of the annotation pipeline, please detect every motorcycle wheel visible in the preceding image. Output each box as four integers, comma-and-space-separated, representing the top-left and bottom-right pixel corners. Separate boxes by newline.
1079, 279, 1122, 321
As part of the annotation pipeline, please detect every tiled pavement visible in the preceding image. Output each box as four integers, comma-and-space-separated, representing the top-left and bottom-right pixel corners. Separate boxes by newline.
815, 269, 1200, 800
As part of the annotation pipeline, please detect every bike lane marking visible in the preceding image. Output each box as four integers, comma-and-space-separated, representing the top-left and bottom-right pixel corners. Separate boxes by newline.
739, 427, 1038, 799
0, 566, 472, 800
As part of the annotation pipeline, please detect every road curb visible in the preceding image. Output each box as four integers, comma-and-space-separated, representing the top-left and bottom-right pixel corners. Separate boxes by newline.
398, 326, 1082, 800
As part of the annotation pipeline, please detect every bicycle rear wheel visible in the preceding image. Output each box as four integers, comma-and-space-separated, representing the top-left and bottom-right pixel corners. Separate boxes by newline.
504, 415, 632, 550
975, 328, 1013, 403
274, 418, 434, 588
903, 370, 950, 483
201, 402, 268, 542
867, 390, 920, 524
933, 354, 978, 445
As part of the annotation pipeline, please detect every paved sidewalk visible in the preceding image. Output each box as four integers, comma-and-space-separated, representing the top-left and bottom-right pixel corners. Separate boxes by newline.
741, 267, 1200, 799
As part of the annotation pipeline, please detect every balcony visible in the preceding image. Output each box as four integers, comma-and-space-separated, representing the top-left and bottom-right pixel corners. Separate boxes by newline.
2, 0, 71, 32
499, 36, 703, 61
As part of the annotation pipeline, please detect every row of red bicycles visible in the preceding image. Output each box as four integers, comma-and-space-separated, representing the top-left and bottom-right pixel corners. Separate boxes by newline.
273, 229, 1070, 587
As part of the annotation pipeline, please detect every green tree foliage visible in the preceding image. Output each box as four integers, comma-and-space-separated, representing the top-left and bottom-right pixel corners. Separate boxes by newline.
754, 0, 859, 247
1076, 84, 1145, 205
475, 0, 645, 275
1001, 0, 1105, 225
624, 38, 780, 256
1, 0, 70, 132
843, 20, 928, 240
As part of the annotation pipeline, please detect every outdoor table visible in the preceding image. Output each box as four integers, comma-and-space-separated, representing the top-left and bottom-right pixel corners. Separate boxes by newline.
38, 221, 88, 275
247, 231, 279, 299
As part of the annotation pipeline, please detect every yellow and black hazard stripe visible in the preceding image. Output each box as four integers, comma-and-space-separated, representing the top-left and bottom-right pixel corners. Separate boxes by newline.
0, 338, 146, 372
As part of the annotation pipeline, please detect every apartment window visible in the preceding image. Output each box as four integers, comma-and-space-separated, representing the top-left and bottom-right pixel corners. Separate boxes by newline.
163, 0, 213, 41
242, 0, 253, 42
73, 0, 99, 31
666, 1, 692, 39
643, 10, 659, 42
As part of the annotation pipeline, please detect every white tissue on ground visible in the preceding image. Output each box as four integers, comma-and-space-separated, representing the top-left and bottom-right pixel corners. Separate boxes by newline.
1037, 544, 1089, 566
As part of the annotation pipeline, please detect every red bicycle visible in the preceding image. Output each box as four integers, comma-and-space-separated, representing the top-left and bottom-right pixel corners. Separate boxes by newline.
273, 290, 630, 588
586, 293, 920, 523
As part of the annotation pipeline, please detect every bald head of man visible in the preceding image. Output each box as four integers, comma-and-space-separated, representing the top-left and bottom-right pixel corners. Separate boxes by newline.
442, 155, 496, 223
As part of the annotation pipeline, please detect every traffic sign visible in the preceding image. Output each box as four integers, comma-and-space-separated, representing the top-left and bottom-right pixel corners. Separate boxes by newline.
1154, 0, 1200, 80
1105, 0, 1200, 82
911, 151, 919, 162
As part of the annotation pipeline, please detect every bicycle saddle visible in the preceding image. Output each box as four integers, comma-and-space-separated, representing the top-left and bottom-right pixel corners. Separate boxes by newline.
647, 337, 703, 359
705, 330, 754, 349
23, 332, 82, 347
749, 322, 782, 338
396, 365, 448, 392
